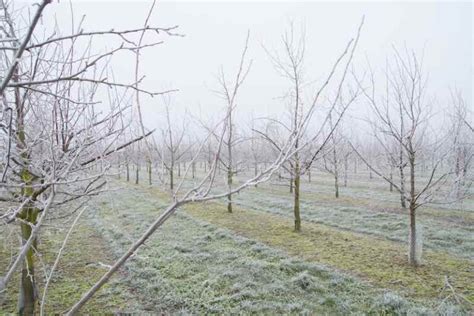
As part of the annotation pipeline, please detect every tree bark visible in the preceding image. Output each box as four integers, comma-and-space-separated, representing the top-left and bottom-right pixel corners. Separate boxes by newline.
343, 156, 348, 187
254, 162, 258, 187
389, 170, 393, 192
126, 162, 130, 182
408, 154, 420, 265
147, 160, 152, 185
18, 203, 38, 315
227, 167, 233, 213
135, 163, 139, 184
293, 162, 301, 232
170, 164, 174, 190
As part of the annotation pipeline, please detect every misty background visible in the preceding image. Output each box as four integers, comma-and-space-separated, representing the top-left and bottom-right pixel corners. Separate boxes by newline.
24, 0, 472, 132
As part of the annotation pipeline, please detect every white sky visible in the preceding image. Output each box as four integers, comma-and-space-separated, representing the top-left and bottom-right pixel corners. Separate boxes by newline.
29, 1, 474, 130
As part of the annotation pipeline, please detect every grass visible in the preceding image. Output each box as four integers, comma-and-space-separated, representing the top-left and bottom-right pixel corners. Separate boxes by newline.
233, 187, 474, 260
183, 200, 473, 310
0, 211, 140, 314
1, 172, 472, 314
88, 185, 440, 314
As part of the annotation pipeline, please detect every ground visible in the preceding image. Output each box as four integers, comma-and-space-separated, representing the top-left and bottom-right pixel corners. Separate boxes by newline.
1, 170, 472, 314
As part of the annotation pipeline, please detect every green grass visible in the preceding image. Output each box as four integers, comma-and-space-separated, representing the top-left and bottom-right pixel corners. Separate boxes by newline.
185, 201, 473, 307
0, 213, 139, 314
2, 175, 472, 314
232, 187, 474, 260
89, 185, 440, 314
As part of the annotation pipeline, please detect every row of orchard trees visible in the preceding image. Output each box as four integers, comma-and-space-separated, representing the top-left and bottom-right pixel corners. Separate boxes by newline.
0, 1, 472, 315
116, 34, 472, 268
0, 1, 364, 313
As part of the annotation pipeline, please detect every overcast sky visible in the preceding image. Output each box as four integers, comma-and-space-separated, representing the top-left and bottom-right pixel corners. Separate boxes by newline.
32, 1, 473, 130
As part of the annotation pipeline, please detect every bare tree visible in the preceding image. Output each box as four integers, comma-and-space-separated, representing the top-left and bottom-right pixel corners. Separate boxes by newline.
258, 19, 363, 231
0, 1, 176, 313
215, 32, 252, 213
157, 95, 191, 191
449, 91, 473, 200
351, 48, 459, 266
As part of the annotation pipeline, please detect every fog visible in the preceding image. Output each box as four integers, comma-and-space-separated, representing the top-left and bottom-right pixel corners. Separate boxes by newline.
33, 0, 472, 129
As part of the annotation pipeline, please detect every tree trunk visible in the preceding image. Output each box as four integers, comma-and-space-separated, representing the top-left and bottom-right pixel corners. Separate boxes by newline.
389, 171, 393, 192
192, 161, 196, 179
170, 165, 174, 190
289, 175, 293, 193
293, 163, 301, 232
344, 156, 348, 187
330, 125, 339, 198
399, 149, 407, 209
408, 155, 421, 265
18, 207, 38, 315
227, 106, 233, 213
147, 160, 152, 185
408, 203, 420, 266
18, 169, 39, 315
227, 167, 233, 213
254, 162, 258, 188
126, 162, 130, 182
135, 163, 139, 185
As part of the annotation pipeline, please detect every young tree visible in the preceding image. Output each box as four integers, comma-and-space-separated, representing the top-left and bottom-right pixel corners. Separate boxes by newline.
449, 91, 473, 200
215, 32, 252, 213
258, 20, 363, 231
158, 95, 191, 191
351, 48, 460, 266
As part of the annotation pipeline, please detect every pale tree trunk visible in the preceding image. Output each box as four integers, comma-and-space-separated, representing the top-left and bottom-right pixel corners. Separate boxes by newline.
408, 154, 421, 265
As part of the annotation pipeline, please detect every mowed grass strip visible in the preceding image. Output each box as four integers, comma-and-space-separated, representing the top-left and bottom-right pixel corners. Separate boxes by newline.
248, 182, 474, 224
183, 201, 474, 306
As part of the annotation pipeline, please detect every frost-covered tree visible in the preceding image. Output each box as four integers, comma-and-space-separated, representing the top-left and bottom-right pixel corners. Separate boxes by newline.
352, 48, 461, 266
